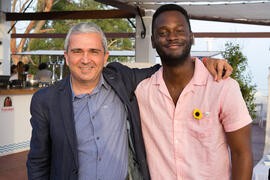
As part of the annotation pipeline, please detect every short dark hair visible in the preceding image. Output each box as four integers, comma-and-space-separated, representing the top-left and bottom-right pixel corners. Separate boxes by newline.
11, 64, 17, 74
38, 63, 48, 70
17, 61, 24, 67
152, 4, 191, 35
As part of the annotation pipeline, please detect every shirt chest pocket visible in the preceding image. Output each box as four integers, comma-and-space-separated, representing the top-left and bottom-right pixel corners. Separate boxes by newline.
186, 110, 218, 144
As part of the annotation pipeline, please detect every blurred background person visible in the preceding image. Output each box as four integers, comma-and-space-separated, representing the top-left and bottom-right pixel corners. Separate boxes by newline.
17, 61, 25, 81
9, 64, 17, 81
9, 61, 25, 87
34, 63, 53, 83
23, 64, 30, 81
9, 61, 24, 81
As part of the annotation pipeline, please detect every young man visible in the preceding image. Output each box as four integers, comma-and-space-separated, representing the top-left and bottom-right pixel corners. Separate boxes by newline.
135, 4, 253, 180
27, 22, 232, 180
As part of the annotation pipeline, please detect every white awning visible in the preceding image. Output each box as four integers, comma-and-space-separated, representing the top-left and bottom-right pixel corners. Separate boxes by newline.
119, 0, 270, 25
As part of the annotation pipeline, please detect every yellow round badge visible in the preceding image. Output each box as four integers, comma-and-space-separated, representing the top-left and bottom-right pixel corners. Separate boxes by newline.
193, 109, 202, 120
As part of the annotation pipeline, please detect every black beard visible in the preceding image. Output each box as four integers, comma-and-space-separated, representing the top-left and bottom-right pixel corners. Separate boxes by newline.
156, 41, 192, 67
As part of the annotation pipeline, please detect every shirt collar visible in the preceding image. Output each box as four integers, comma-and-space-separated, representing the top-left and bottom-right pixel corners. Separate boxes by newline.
190, 58, 209, 86
70, 73, 109, 101
154, 58, 209, 87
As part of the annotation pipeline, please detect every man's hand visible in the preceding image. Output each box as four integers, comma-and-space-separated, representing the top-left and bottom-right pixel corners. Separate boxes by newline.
204, 58, 233, 82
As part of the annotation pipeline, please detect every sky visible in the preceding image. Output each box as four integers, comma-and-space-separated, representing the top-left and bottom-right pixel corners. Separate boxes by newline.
190, 20, 270, 96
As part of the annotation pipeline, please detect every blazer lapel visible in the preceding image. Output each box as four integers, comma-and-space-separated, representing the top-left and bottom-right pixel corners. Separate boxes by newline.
57, 77, 79, 167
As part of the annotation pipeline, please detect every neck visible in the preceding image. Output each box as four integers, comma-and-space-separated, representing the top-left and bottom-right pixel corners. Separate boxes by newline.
71, 76, 100, 95
162, 56, 194, 88
161, 56, 195, 105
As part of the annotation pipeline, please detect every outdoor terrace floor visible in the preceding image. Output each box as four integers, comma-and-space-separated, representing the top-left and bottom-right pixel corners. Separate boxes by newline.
0, 123, 266, 180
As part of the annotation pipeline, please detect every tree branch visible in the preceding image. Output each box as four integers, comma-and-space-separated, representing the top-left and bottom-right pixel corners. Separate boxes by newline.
108, 39, 119, 49
12, 0, 17, 12
19, 0, 31, 13
39, 28, 54, 33
12, 0, 55, 64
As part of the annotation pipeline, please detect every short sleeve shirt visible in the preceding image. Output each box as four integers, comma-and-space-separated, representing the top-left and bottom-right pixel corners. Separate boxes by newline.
135, 59, 252, 180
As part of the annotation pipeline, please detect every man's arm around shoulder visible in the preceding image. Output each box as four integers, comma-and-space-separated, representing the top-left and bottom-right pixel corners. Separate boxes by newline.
106, 62, 160, 90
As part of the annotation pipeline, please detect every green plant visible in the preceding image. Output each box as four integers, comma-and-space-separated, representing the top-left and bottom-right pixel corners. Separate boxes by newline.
222, 42, 257, 119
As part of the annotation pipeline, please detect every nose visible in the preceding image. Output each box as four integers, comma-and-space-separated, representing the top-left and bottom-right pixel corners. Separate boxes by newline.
81, 52, 90, 63
167, 31, 178, 41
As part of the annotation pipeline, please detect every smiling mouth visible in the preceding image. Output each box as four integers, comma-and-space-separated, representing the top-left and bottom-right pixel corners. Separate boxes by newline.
166, 43, 184, 48
79, 66, 95, 72
80, 64, 95, 68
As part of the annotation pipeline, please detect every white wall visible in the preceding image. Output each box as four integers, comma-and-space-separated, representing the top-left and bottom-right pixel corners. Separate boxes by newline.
0, 1, 11, 75
0, 94, 32, 156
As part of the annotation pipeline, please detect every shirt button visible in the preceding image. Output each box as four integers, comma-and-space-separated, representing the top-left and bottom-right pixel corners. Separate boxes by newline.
176, 140, 179, 144
92, 116, 95, 119
98, 157, 102, 161
96, 137, 100, 140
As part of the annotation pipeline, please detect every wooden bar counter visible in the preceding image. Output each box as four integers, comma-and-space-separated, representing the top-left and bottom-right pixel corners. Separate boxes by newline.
0, 88, 39, 95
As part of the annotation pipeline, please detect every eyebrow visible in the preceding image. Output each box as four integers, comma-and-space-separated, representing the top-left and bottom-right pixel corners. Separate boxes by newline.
89, 48, 103, 52
69, 48, 104, 54
70, 48, 82, 51
158, 24, 184, 29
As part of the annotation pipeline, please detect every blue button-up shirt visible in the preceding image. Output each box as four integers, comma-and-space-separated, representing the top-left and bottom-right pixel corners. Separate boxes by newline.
71, 75, 128, 180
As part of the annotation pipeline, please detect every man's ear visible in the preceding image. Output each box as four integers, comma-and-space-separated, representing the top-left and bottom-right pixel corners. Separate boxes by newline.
191, 32, 195, 45
64, 52, 69, 66
104, 51, 109, 66
151, 35, 156, 49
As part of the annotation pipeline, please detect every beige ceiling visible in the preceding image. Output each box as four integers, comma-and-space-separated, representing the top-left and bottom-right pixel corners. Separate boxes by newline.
119, 0, 270, 25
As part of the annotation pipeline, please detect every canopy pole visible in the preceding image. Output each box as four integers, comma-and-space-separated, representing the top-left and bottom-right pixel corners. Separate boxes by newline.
135, 10, 156, 63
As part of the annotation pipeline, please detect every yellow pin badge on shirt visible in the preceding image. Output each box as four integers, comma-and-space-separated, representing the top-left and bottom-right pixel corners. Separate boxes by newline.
193, 109, 211, 120
193, 109, 202, 120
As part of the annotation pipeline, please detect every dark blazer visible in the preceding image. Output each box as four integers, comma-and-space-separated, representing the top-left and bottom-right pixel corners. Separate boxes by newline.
27, 62, 160, 180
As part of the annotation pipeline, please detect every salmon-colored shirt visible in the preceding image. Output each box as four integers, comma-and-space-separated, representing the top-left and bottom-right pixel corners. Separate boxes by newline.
135, 59, 252, 180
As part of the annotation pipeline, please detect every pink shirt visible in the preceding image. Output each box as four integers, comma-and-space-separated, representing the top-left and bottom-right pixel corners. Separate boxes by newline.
135, 59, 252, 180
